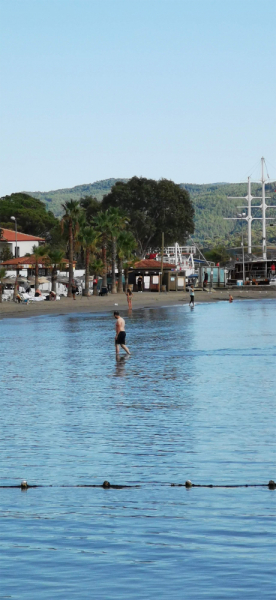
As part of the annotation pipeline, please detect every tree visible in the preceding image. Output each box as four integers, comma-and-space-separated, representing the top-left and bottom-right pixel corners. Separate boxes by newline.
90, 258, 103, 296
0, 245, 13, 262
77, 224, 99, 296
80, 196, 101, 223
102, 177, 194, 257
106, 207, 128, 294
0, 267, 6, 303
117, 230, 137, 292
47, 249, 65, 293
94, 211, 112, 288
61, 200, 81, 297
204, 245, 231, 266
0, 193, 59, 241
33, 245, 49, 291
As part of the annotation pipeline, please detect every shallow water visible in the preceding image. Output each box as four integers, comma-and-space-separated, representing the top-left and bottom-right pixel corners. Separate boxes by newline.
0, 299, 276, 598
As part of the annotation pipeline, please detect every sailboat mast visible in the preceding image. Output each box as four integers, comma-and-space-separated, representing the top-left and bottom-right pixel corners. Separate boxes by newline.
261, 157, 266, 261
247, 176, 252, 254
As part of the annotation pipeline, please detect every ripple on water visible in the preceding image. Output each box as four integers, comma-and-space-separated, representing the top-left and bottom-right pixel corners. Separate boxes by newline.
0, 300, 276, 599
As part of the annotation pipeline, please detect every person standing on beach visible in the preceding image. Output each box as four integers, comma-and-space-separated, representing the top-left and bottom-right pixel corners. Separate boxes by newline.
114, 311, 131, 356
126, 288, 133, 310
189, 284, 195, 307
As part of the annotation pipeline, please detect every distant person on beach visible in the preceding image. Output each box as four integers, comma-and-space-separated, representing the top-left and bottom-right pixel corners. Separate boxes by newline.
137, 276, 143, 292
126, 288, 132, 310
71, 280, 78, 300
203, 273, 208, 290
229, 293, 233, 303
114, 311, 131, 356
189, 284, 195, 307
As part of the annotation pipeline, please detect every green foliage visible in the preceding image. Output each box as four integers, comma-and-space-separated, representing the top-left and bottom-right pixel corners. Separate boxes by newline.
204, 245, 231, 265
0, 246, 13, 262
80, 196, 102, 223
0, 193, 59, 243
28, 179, 127, 217
21, 178, 276, 249
102, 177, 194, 256
185, 181, 276, 247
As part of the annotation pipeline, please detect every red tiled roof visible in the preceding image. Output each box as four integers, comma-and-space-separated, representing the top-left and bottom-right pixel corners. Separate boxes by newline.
0, 254, 74, 267
133, 259, 176, 270
0, 228, 45, 242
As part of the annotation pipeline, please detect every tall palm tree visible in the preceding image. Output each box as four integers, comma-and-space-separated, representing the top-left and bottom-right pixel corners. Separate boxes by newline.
33, 245, 49, 291
0, 267, 6, 303
61, 200, 81, 297
90, 258, 104, 296
107, 207, 128, 294
94, 211, 112, 288
47, 249, 65, 293
117, 231, 137, 292
77, 225, 99, 296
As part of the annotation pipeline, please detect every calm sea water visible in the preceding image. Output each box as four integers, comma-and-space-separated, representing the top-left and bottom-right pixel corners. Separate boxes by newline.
0, 299, 275, 599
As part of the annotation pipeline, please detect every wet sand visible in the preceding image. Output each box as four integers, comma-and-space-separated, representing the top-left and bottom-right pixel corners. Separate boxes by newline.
1, 288, 276, 320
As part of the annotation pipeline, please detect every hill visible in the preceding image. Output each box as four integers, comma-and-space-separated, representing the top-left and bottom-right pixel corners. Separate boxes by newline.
26, 178, 276, 247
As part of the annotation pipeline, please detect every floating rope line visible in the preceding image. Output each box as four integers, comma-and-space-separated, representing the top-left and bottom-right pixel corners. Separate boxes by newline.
0, 480, 275, 491
172, 480, 276, 490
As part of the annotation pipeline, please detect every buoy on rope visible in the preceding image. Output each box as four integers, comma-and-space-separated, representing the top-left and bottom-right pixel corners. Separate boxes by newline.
21, 480, 28, 490
185, 480, 193, 488
102, 480, 111, 489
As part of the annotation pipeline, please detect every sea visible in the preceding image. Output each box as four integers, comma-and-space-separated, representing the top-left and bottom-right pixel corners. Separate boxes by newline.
0, 298, 275, 599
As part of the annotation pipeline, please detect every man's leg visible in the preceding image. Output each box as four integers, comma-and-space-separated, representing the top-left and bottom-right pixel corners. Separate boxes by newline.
121, 344, 131, 355
115, 337, 120, 357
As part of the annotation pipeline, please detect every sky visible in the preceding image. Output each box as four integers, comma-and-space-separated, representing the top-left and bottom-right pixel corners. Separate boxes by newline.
1, 0, 275, 195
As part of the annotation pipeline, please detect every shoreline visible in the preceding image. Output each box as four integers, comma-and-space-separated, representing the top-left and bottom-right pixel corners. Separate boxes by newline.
1, 288, 276, 320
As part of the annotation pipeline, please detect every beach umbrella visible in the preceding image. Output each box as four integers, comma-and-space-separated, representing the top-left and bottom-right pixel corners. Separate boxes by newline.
2, 276, 16, 284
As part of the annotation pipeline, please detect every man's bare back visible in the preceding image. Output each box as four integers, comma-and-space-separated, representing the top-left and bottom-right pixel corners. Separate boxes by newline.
115, 316, 125, 335
114, 311, 130, 356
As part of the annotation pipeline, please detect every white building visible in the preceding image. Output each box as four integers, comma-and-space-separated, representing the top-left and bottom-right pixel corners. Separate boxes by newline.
0, 228, 45, 258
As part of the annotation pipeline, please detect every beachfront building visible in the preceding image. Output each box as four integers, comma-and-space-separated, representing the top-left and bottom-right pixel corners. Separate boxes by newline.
0, 255, 77, 295
128, 259, 186, 292
0, 228, 45, 258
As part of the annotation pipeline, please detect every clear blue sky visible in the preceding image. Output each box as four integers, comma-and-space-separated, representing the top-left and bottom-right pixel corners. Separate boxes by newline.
1, 0, 275, 195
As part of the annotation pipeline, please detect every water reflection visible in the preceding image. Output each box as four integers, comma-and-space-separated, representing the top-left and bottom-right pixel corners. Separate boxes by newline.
1, 301, 276, 599
115, 355, 129, 377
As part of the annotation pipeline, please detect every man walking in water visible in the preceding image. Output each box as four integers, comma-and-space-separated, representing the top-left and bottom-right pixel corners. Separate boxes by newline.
114, 311, 131, 356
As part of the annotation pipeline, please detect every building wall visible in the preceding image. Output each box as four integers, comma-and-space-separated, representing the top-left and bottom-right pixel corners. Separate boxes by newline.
0, 240, 41, 257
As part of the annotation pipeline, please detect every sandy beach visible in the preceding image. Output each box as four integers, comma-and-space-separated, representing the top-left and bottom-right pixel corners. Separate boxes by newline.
1, 287, 276, 320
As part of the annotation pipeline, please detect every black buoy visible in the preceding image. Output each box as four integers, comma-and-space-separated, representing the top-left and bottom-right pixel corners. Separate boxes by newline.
103, 480, 111, 489
268, 480, 276, 490
21, 480, 28, 490
185, 480, 192, 488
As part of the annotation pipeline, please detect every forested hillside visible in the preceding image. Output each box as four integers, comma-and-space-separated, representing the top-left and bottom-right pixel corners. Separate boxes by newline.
27, 179, 276, 247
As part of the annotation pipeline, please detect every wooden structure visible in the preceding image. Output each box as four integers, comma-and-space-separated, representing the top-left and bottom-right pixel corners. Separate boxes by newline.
128, 260, 185, 292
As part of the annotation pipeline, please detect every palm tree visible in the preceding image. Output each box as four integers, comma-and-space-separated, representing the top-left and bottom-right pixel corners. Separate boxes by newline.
107, 207, 128, 294
33, 245, 49, 291
0, 267, 6, 303
77, 225, 99, 296
90, 258, 103, 296
117, 231, 137, 292
61, 200, 81, 297
94, 211, 112, 288
47, 249, 65, 293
